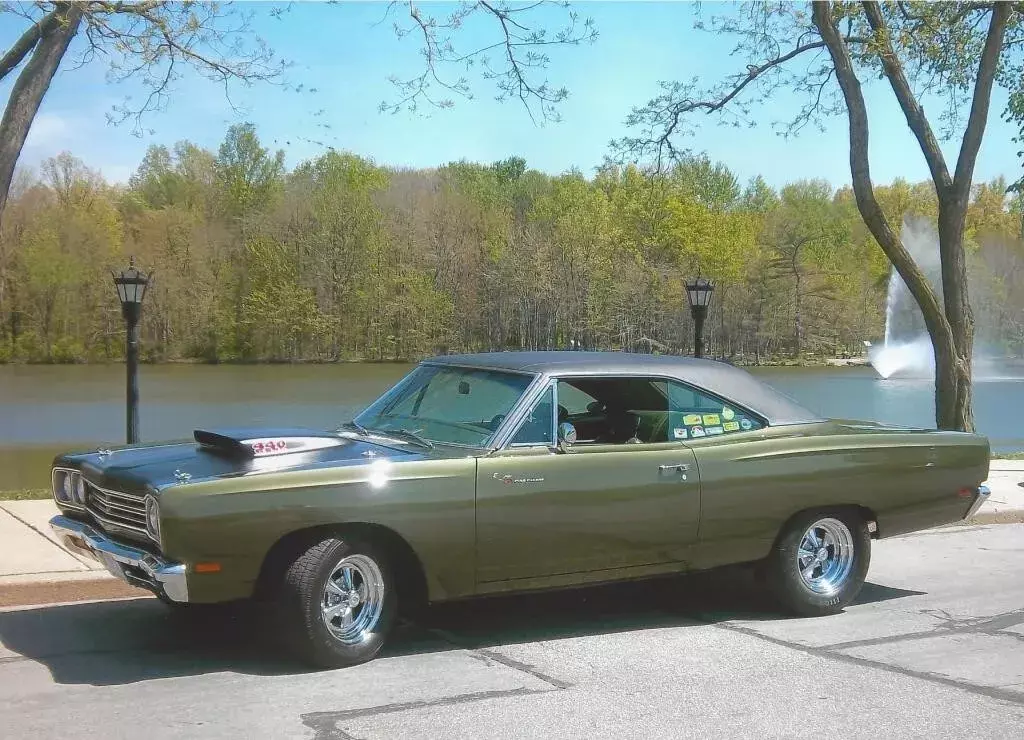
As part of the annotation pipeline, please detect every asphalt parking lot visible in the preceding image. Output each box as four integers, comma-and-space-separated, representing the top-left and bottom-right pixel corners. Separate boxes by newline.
2, 522, 1022, 739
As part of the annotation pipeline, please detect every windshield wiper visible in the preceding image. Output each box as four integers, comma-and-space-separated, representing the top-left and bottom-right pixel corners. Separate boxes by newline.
340, 420, 369, 436
377, 427, 434, 450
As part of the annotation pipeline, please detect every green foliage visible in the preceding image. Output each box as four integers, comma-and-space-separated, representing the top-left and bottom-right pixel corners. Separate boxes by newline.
215, 123, 286, 217
239, 237, 326, 360
669, 155, 741, 212
1, 125, 1022, 363
492, 156, 527, 185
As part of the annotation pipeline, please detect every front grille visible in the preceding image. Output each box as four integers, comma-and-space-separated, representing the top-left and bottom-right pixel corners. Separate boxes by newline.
86, 482, 147, 535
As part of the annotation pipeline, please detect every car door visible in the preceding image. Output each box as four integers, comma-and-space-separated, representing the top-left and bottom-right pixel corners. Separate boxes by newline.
664, 379, 774, 569
475, 376, 700, 585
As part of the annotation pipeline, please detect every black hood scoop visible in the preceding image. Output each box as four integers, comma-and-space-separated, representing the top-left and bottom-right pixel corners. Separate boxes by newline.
194, 428, 346, 459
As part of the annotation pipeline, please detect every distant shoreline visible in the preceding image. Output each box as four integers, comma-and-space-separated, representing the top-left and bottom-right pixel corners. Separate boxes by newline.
0, 355, 881, 369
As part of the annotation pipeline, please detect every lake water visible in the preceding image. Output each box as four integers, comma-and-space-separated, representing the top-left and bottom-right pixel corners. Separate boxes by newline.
1, 362, 1022, 490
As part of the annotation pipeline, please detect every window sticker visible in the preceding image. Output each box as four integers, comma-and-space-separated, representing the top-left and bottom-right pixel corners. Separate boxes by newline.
690, 425, 705, 438
740, 418, 753, 431
722, 407, 735, 421
702, 413, 721, 426
706, 426, 725, 436
673, 427, 688, 440
723, 421, 740, 432
682, 413, 702, 426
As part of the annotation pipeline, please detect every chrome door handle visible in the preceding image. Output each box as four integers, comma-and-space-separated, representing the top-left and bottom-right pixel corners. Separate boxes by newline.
658, 464, 690, 472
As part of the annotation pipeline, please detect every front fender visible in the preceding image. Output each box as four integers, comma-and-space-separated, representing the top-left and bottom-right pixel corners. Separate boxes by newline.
158, 458, 477, 603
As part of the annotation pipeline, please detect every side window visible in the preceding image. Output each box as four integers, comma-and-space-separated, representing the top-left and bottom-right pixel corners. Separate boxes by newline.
667, 380, 763, 439
510, 386, 554, 446
555, 377, 670, 445
556, 382, 597, 417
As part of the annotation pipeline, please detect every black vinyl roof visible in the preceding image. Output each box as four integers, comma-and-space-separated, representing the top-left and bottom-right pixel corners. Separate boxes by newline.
425, 351, 824, 426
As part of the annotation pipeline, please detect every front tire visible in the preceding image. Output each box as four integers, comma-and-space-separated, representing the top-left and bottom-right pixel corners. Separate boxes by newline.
766, 509, 870, 617
276, 536, 396, 668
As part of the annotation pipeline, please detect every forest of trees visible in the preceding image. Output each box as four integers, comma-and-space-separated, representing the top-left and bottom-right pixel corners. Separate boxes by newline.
0, 123, 1022, 365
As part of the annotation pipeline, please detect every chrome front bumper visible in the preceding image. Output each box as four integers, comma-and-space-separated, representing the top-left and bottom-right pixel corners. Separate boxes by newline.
50, 515, 188, 602
964, 484, 991, 520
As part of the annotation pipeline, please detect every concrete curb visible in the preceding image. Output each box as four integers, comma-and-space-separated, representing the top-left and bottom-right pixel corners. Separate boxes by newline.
0, 577, 149, 608
0, 571, 118, 586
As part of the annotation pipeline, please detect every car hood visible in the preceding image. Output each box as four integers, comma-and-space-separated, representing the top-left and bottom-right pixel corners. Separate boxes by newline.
57, 427, 470, 496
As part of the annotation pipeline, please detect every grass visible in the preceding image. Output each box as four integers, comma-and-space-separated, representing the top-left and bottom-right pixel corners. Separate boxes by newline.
0, 489, 50, 501
993, 451, 1024, 460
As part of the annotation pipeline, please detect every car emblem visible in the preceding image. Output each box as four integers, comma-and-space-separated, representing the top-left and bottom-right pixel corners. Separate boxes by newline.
96, 448, 112, 459
362, 449, 378, 458
492, 473, 544, 485
174, 469, 192, 482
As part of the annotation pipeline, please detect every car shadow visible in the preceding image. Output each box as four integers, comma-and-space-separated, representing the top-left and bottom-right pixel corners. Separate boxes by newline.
392, 570, 926, 655
0, 568, 926, 687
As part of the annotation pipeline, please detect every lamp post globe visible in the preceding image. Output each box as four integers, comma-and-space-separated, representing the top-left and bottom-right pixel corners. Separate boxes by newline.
112, 258, 151, 444
685, 277, 714, 359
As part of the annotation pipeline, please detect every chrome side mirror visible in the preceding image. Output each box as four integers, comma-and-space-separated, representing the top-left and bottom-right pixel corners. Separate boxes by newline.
557, 422, 577, 453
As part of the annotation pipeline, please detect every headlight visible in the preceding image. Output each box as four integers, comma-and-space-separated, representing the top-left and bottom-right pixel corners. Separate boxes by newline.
53, 470, 72, 504
52, 469, 87, 508
145, 494, 161, 544
72, 473, 87, 506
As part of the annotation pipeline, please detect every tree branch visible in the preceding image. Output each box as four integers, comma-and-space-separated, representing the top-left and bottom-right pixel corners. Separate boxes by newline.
614, 22, 869, 171
386, 1, 595, 123
953, 2, 1010, 198
708, 39, 826, 114
480, 0, 545, 122
861, 1, 952, 192
0, 9, 60, 82
671, 35, 866, 119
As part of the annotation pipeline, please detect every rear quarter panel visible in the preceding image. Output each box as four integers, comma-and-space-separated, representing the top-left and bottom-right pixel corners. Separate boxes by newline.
158, 457, 477, 603
687, 422, 989, 570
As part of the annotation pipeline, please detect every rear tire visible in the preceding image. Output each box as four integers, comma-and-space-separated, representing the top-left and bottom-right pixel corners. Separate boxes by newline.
766, 509, 870, 617
275, 535, 396, 668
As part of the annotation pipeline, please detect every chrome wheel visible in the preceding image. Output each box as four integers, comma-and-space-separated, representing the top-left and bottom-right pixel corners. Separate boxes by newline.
321, 554, 385, 645
796, 517, 855, 596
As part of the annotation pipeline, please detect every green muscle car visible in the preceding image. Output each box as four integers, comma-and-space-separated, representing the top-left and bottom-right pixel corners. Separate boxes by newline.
49, 352, 990, 667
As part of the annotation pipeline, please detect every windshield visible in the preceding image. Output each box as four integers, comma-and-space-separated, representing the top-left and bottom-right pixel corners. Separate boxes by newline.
353, 364, 535, 447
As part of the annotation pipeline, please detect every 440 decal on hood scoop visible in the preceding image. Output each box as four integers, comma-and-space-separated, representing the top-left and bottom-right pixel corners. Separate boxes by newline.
194, 428, 346, 459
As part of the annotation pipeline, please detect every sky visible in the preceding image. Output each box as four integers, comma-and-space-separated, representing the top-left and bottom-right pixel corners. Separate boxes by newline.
2, 0, 1020, 189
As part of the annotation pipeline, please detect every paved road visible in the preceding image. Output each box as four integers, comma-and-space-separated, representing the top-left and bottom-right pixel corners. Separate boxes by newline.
2, 523, 1023, 739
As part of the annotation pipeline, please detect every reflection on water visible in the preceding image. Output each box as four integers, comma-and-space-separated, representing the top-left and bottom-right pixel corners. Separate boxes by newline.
1, 362, 1022, 489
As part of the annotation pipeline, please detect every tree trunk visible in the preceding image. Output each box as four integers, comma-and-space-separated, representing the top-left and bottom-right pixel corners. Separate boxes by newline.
936, 205, 975, 431
931, 1, 1007, 431
0, 4, 82, 223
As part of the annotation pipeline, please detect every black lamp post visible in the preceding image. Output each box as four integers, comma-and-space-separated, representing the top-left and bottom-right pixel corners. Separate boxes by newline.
685, 276, 714, 359
112, 258, 150, 444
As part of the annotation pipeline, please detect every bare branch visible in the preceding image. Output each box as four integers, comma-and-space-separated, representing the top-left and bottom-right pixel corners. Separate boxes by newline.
706, 38, 838, 114
612, 24, 866, 172
385, 1, 597, 124
68, 1, 280, 134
